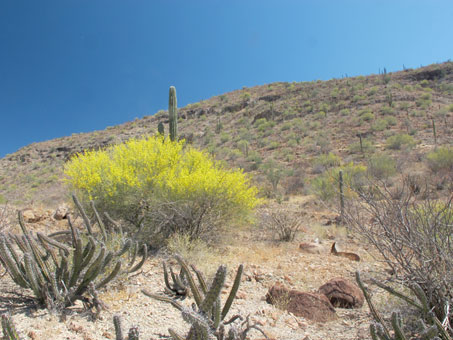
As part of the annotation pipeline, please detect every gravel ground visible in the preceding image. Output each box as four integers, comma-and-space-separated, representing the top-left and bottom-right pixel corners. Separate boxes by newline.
1, 240, 381, 340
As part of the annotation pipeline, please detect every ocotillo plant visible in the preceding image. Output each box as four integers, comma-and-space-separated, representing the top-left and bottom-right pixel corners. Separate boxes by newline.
169, 86, 178, 142
142, 255, 268, 340
0, 197, 147, 312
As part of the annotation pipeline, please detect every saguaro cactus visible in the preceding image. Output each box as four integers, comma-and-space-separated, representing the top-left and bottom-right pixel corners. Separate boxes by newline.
157, 122, 165, 136
339, 170, 344, 224
169, 86, 178, 142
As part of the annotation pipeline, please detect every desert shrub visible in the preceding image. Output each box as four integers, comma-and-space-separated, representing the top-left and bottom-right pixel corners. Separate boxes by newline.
283, 168, 305, 195
261, 159, 284, 195
426, 146, 453, 174
348, 138, 375, 154
219, 132, 230, 144
254, 118, 275, 132
385, 115, 397, 126
311, 162, 367, 201
259, 208, 302, 241
314, 111, 326, 120
345, 181, 453, 328
280, 121, 292, 131
340, 108, 350, 116
166, 232, 216, 267
367, 154, 396, 180
64, 136, 259, 244
380, 106, 395, 115
367, 86, 378, 96
371, 118, 389, 132
385, 133, 416, 150
246, 151, 262, 170
312, 152, 341, 172
360, 111, 374, 122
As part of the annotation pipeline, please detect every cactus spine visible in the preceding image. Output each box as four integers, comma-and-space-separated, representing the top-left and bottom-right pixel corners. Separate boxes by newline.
169, 86, 178, 142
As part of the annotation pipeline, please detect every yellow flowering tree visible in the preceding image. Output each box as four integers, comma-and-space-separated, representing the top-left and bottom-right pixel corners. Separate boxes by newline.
64, 135, 259, 244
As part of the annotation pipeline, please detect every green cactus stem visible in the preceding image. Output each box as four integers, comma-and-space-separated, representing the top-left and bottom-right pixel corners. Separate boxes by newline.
169, 86, 178, 142
158, 121, 165, 136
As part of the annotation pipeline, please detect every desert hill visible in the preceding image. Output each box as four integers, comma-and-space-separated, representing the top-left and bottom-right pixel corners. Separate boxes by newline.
1, 61, 452, 207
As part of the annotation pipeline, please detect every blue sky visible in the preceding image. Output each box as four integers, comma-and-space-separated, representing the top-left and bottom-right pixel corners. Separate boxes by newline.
1, 1, 452, 158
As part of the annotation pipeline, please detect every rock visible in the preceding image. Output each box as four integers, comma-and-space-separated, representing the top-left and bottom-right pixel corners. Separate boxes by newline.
266, 283, 337, 322
318, 277, 364, 309
54, 204, 69, 220
22, 209, 44, 223
298, 242, 323, 254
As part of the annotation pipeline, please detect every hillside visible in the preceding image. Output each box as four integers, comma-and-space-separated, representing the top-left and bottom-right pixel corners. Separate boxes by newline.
1, 61, 453, 207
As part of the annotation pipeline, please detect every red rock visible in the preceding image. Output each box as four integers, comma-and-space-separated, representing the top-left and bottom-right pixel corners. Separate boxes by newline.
266, 283, 337, 322
318, 277, 364, 309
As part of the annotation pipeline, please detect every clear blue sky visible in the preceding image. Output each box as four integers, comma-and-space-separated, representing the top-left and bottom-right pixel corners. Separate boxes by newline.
1, 1, 452, 158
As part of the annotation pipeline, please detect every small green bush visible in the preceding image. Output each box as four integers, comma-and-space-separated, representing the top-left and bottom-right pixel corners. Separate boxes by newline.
340, 108, 350, 116
367, 154, 396, 180
313, 153, 341, 169
219, 132, 230, 144
385, 116, 397, 126
371, 118, 389, 132
314, 111, 326, 120
385, 134, 416, 150
427, 146, 453, 173
380, 106, 395, 115
311, 163, 367, 201
360, 112, 374, 122
348, 138, 374, 154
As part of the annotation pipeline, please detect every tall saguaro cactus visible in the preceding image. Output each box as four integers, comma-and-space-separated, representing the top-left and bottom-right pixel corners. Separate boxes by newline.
169, 86, 178, 142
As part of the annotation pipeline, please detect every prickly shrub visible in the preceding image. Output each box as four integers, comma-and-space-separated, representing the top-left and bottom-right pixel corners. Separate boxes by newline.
64, 135, 259, 244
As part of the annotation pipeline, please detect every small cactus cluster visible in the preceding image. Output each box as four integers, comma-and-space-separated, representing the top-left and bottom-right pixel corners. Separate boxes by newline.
113, 315, 139, 340
162, 260, 189, 298
356, 271, 452, 340
136, 255, 268, 340
0, 195, 146, 311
